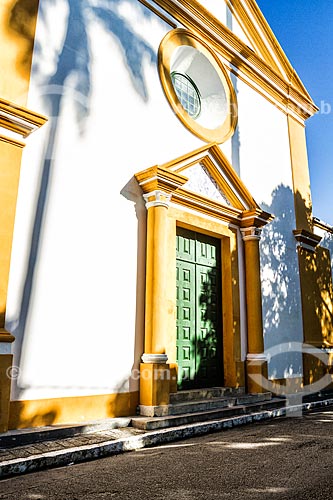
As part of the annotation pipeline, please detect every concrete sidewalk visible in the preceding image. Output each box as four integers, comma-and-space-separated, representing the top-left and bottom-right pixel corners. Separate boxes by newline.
1, 395, 333, 480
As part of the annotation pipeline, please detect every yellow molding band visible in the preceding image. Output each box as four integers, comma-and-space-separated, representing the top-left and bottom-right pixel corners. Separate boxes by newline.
0, 328, 15, 343
158, 28, 238, 143
0, 97, 47, 137
148, 0, 318, 120
9, 391, 139, 430
168, 207, 243, 388
0, 134, 25, 148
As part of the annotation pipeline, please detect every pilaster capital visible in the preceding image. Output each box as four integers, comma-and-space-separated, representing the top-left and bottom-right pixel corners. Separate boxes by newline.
240, 226, 262, 241
241, 208, 274, 233
143, 190, 171, 209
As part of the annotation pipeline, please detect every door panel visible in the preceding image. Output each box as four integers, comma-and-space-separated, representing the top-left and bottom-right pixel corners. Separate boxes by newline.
196, 264, 222, 387
176, 260, 196, 387
176, 227, 223, 389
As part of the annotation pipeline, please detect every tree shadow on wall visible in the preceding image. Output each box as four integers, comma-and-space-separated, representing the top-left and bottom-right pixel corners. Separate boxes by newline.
260, 186, 333, 380
260, 185, 303, 378
7, 0, 159, 397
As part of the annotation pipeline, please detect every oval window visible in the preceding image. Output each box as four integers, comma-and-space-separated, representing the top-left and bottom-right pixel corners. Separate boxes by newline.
158, 29, 237, 144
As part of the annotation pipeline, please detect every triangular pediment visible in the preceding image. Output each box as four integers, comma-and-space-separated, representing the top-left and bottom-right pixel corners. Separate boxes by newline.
224, 0, 310, 98
162, 143, 259, 212
135, 144, 273, 228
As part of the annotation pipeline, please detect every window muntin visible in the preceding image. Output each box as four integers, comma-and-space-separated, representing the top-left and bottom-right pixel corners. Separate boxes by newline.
171, 72, 201, 119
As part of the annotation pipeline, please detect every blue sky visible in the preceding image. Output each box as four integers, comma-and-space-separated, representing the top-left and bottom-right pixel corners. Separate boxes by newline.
256, 0, 333, 225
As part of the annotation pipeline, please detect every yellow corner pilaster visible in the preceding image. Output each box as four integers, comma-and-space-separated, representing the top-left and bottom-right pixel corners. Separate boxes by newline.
0, 0, 39, 106
288, 115, 313, 232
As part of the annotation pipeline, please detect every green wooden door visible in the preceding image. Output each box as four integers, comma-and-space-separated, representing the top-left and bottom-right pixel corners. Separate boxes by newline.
176, 227, 223, 389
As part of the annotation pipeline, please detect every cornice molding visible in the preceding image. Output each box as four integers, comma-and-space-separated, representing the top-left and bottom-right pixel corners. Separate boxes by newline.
0, 329, 15, 343
136, 143, 274, 229
171, 187, 242, 224
0, 97, 47, 138
226, 0, 311, 99
0, 134, 25, 148
135, 165, 188, 194
293, 229, 322, 252
163, 143, 260, 212
145, 0, 318, 120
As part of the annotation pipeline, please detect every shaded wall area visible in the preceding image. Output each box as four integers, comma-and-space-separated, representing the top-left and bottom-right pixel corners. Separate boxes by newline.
260, 185, 303, 379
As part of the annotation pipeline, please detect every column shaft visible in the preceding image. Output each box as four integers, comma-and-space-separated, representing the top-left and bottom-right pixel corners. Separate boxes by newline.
145, 203, 169, 355
242, 229, 267, 393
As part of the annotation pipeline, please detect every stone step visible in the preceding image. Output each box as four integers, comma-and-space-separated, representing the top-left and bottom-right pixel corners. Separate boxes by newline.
139, 391, 272, 417
131, 398, 285, 431
169, 387, 245, 404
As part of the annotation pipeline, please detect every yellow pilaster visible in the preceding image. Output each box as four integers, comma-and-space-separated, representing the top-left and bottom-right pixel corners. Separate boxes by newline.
135, 166, 187, 409
0, 0, 39, 106
144, 193, 171, 355
241, 226, 268, 393
288, 115, 313, 232
0, 136, 23, 432
0, 102, 46, 431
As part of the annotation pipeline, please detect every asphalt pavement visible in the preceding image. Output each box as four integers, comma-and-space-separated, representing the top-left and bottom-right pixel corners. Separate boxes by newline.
0, 407, 333, 499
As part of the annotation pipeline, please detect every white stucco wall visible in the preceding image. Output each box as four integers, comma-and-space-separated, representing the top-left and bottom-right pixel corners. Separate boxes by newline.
5, 0, 307, 401
6, 0, 207, 400
235, 78, 304, 379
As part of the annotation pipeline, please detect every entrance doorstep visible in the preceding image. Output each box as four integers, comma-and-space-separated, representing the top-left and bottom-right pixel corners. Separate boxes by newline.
133, 387, 283, 430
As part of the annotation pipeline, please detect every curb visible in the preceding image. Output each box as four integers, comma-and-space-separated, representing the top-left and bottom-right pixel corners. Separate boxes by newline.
1, 397, 333, 479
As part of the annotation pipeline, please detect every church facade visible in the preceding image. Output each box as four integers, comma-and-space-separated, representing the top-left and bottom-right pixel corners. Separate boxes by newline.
0, 0, 332, 431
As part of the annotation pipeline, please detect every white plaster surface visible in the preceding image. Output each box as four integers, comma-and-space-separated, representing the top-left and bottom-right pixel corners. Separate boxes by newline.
6, 0, 204, 400
183, 163, 230, 205
4, 0, 311, 397
234, 77, 304, 379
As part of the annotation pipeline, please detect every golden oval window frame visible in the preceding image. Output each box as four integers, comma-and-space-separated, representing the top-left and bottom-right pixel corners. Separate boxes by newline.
158, 29, 238, 144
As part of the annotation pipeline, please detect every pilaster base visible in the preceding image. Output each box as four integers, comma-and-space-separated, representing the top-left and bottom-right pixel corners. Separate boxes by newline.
139, 363, 170, 407
246, 356, 268, 394
0, 354, 13, 432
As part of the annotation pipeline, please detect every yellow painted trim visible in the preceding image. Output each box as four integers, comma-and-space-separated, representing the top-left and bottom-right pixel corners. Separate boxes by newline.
162, 143, 273, 228
0, 134, 25, 148
149, 0, 317, 120
167, 207, 243, 388
0, 97, 47, 138
158, 29, 238, 143
0, 328, 15, 343
226, 0, 311, 99
140, 363, 170, 406
139, 0, 177, 27
0, 0, 39, 107
135, 165, 188, 195
0, 354, 13, 432
162, 143, 259, 211
288, 115, 313, 232
9, 392, 139, 430
298, 246, 333, 347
